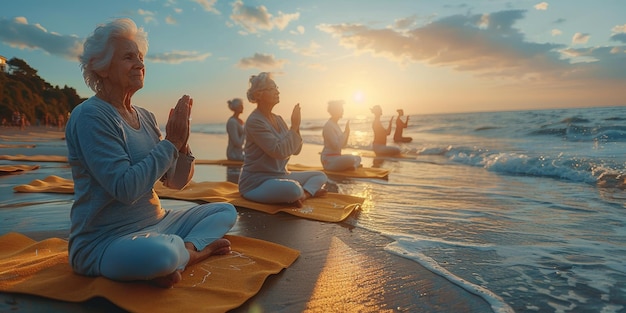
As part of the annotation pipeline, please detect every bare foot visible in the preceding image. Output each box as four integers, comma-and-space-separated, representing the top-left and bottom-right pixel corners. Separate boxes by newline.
293, 188, 327, 207
185, 238, 232, 267
313, 188, 328, 197
150, 270, 182, 288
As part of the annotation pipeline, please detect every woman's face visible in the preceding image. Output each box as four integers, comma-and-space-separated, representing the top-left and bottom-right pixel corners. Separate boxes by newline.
103, 38, 145, 94
234, 104, 244, 114
328, 104, 344, 119
257, 79, 280, 107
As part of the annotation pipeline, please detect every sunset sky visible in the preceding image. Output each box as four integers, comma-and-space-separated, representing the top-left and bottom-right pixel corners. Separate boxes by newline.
1, 0, 625, 124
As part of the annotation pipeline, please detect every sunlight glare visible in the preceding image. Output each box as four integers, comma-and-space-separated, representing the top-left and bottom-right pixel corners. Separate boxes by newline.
353, 90, 364, 103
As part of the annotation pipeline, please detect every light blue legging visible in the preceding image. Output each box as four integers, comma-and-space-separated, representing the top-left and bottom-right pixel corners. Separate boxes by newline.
100, 202, 237, 281
321, 154, 362, 171
243, 171, 327, 204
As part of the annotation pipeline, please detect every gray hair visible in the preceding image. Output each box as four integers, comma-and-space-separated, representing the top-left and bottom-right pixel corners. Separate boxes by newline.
79, 18, 148, 93
227, 98, 243, 111
246, 72, 272, 104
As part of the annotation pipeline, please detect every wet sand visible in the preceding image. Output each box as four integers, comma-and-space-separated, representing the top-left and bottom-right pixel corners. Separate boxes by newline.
0, 126, 492, 312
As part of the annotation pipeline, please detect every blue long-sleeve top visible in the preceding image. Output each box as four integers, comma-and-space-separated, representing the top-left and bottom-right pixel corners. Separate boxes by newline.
65, 96, 193, 276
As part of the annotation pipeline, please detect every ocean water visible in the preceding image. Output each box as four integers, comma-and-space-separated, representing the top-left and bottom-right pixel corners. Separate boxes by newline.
194, 106, 626, 313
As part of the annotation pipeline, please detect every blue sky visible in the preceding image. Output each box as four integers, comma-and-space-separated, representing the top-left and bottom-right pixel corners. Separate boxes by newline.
1, 0, 625, 124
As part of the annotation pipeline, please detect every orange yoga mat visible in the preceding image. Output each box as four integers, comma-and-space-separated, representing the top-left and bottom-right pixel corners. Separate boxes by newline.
13, 176, 364, 223
0, 154, 68, 162
194, 160, 390, 179
287, 163, 390, 179
0, 232, 299, 313
0, 164, 40, 175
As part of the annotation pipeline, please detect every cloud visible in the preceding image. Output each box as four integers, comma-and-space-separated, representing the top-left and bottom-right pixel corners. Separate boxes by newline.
611, 33, 626, 43
612, 24, 626, 34
317, 10, 626, 81
394, 16, 417, 29
165, 16, 177, 25
560, 46, 626, 78
572, 32, 590, 44
611, 24, 626, 43
534, 2, 549, 10
146, 50, 211, 64
0, 17, 83, 60
193, 0, 220, 14
290, 25, 305, 35
276, 40, 321, 57
304, 63, 327, 71
138, 9, 157, 24
551, 29, 562, 36
229, 0, 299, 34
236, 52, 288, 70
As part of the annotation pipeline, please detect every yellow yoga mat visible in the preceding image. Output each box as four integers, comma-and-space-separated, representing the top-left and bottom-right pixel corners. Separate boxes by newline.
0, 154, 68, 162
0, 130, 65, 141
360, 151, 416, 159
0, 232, 299, 313
196, 159, 244, 166
0, 144, 36, 148
287, 163, 390, 179
1, 155, 389, 180
12, 175, 74, 194
0, 164, 40, 175
153, 181, 364, 223
13, 176, 364, 223
194, 160, 389, 179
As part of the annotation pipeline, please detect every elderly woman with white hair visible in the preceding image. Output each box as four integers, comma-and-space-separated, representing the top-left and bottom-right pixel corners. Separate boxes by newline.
321, 100, 362, 171
65, 18, 237, 288
238, 72, 328, 207
226, 98, 245, 161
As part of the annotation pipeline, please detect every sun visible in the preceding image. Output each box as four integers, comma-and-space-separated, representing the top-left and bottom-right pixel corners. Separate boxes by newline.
353, 90, 365, 103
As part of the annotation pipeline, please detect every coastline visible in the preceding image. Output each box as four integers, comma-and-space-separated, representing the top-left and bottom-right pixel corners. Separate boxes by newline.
0, 126, 492, 312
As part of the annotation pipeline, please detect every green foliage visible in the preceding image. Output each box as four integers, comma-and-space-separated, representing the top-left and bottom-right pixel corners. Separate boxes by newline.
0, 57, 86, 126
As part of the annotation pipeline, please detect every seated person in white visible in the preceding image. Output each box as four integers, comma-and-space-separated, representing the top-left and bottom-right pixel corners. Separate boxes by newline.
321, 100, 361, 171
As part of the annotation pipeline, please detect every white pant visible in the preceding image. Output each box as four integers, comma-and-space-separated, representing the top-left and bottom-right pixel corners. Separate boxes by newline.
242, 171, 327, 204
321, 154, 361, 171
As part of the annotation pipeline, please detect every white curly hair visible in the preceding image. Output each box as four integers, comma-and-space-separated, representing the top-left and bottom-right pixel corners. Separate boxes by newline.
79, 18, 148, 93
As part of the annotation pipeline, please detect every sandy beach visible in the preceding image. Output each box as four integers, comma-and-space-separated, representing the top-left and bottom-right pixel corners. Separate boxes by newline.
0, 126, 492, 313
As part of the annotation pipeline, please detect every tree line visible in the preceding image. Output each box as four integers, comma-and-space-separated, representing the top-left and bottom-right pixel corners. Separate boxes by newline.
0, 57, 86, 127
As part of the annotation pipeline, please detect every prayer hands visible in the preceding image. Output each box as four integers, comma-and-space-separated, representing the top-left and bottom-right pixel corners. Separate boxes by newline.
291, 103, 301, 131
165, 95, 192, 151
